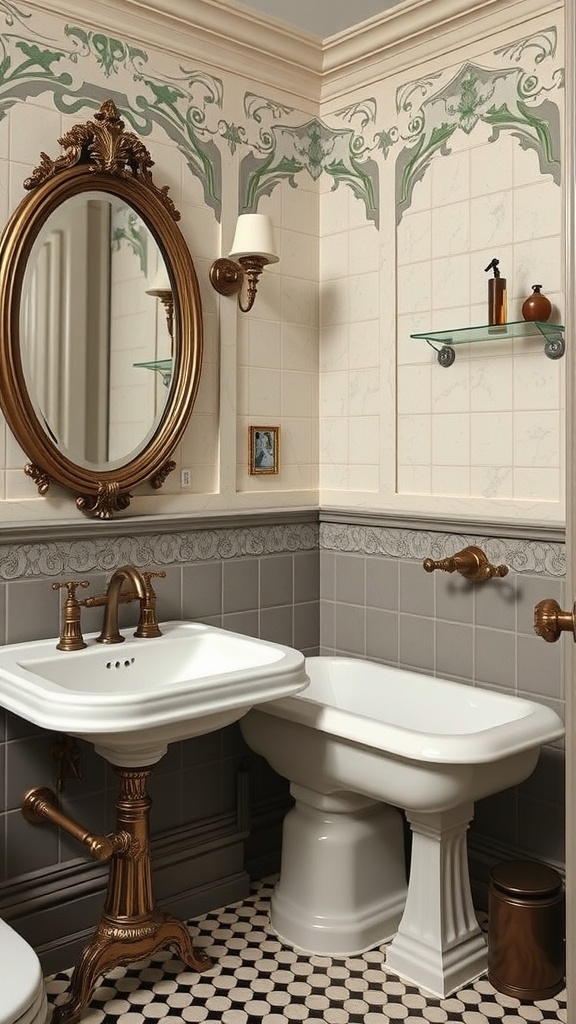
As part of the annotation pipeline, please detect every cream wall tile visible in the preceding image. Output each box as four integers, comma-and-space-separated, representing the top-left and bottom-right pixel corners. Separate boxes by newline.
348, 465, 379, 490
513, 236, 562, 302
431, 150, 469, 207
349, 319, 379, 369
320, 417, 349, 463
349, 225, 380, 274
246, 320, 282, 369
282, 229, 318, 281
397, 464, 432, 493
320, 371, 348, 417
320, 189, 348, 236
513, 142, 547, 187
512, 354, 560, 410
288, 187, 319, 236
470, 191, 514, 250
431, 466, 471, 495
397, 415, 432, 466
407, 171, 432, 213
397, 365, 432, 415
432, 413, 470, 465
470, 359, 514, 411
432, 255, 470, 310
249, 367, 281, 417
348, 416, 379, 465
320, 463, 349, 489
397, 210, 432, 266
282, 371, 312, 418
514, 410, 560, 467
10, 103, 61, 166
349, 369, 380, 416
470, 466, 513, 499
514, 467, 560, 501
282, 325, 316, 372
432, 360, 470, 413
432, 201, 470, 258
514, 181, 562, 242
470, 411, 513, 467
283, 277, 318, 328
349, 271, 379, 322
320, 231, 348, 280
470, 137, 514, 198
397, 262, 432, 315
320, 278, 349, 327
320, 325, 348, 371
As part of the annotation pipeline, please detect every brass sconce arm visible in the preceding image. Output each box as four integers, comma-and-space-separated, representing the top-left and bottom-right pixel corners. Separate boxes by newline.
423, 545, 508, 581
22, 787, 130, 861
210, 254, 267, 312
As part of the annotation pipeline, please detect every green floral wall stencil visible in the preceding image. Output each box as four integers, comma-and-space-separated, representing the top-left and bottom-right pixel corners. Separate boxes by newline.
0, 2, 224, 218
239, 93, 380, 226
394, 29, 562, 222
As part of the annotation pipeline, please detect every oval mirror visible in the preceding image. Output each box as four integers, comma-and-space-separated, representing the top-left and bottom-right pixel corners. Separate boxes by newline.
0, 100, 203, 518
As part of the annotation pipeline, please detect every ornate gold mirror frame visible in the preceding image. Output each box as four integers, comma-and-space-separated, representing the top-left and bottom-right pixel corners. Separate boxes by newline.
0, 100, 203, 518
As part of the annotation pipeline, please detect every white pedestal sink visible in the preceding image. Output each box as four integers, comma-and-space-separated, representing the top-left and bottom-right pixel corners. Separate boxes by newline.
0, 619, 309, 764
0, 620, 309, 1024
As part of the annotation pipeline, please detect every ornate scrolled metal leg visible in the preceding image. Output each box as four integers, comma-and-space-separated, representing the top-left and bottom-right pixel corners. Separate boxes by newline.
51, 765, 211, 1024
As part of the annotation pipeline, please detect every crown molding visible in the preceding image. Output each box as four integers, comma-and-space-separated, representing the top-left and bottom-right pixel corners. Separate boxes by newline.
321, 0, 564, 101
27, 0, 562, 108
23, 0, 323, 108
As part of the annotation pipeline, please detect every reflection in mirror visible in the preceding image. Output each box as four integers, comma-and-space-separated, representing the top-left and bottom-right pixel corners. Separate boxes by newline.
20, 192, 173, 471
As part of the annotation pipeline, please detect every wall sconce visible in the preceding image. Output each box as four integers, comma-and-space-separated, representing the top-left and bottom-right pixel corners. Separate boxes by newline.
210, 214, 279, 312
146, 263, 174, 339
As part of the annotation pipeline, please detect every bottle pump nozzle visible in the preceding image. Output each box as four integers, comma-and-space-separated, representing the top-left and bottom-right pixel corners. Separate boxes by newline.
484, 258, 500, 278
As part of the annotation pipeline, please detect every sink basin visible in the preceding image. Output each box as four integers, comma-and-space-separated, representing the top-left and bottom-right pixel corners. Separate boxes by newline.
0, 620, 309, 765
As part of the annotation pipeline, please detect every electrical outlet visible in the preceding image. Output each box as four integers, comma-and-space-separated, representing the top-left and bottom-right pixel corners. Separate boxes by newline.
181, 469, 191, 487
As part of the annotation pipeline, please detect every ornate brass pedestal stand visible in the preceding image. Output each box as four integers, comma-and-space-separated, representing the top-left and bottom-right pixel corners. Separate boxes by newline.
22, 766, 212, 1024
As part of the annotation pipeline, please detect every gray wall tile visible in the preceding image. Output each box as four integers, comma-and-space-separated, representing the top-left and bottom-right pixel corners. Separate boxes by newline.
294, 602, 319, 652
366, 556, 399, 611
260, 605, 293, 646
335, 603, 365, 655
399, 614, 435, 672
6, 579, 60, 643
399, 560, 434, 617
6, 808, 59, 876
475, 576, 517, 631
335, 554, 365, 605
320, 551, 335, 600
474, 627, 516, 689
435, 620, 474, 681
435, 575, 474, 624
183, 562, 223, 619
223, 559, 258, 613
294, 550, 319, 602
365, 608, 398, 664
260, 555, 293, 607
517, 633, 563, 700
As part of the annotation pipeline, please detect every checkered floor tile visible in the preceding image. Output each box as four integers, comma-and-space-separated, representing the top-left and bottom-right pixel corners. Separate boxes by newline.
45, 878, 567, 1023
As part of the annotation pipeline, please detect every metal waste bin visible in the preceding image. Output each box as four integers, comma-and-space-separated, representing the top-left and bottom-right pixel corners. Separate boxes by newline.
488, 860, 565, 1000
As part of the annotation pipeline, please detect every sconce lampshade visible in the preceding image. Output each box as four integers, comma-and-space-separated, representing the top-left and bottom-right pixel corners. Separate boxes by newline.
146, 262, 171, 296
228, 214, 279, 265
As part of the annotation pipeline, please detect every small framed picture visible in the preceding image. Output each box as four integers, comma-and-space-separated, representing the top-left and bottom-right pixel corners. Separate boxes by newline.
249, 426, 279, 475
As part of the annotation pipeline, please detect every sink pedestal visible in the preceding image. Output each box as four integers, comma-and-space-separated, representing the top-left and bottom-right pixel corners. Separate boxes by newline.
22, 765, 212, 1024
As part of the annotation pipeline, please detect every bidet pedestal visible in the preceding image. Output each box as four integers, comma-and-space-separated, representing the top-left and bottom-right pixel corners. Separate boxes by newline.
271, 783, 408, 954
385, 803, 487, 997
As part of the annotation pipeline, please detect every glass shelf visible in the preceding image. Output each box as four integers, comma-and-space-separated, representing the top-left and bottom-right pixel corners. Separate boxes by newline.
410, 320, 565, 367
133, 358, 173, 387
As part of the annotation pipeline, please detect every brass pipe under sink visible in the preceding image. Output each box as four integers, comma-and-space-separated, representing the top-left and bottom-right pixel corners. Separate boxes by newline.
22, 767, 212, 1024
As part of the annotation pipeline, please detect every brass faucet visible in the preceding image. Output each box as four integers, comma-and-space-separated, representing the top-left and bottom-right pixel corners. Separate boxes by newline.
82, 565, 165, 644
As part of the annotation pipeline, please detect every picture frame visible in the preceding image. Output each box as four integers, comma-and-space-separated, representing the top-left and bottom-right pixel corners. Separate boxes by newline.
249, 426, 279, 475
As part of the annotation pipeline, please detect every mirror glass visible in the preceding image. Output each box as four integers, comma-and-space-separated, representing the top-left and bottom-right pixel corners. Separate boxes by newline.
19, 191, 173, 472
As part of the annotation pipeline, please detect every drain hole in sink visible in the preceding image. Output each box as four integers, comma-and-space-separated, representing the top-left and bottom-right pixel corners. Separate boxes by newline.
105, 657, 136, 670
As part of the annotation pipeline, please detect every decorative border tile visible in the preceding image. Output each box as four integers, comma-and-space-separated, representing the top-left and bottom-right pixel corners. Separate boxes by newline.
0, 521, 319, 580
320, 522, 565, 577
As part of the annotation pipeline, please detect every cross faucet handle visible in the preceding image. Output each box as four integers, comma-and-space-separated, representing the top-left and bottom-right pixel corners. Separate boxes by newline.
52, 579, 90, 651
135, 570, 166, 638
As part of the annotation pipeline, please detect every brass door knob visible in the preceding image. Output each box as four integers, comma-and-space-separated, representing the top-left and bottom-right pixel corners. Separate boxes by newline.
534, 598, 576, 643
